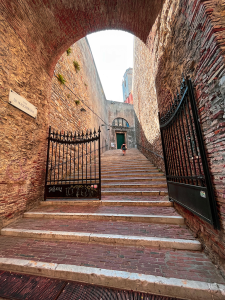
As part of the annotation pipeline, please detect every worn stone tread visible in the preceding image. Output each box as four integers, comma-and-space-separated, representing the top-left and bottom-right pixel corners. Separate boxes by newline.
0, 237, 223, 284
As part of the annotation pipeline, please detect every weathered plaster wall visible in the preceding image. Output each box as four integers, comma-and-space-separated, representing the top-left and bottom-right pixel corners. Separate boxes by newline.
51, 37, 109, 149
106, 100, 136, 150
134, 0, 225, 272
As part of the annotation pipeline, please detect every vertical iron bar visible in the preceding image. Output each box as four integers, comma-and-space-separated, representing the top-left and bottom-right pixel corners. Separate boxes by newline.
58, 132, 61, 183
86, 131, 88, 185
82, 132, 84, 185
44, 126, 51, 200
90, 132, 92, 184
158, 113, 169, 180
178, 109, 190, 184
174, 114, 185, 183
98, 127, 101, 200
187, 78, 220, 229
186, 97, 203, 186
163, 124, 173, 180
70, 132, 72, 184
186, 95, 201, 185
183, 95, 198, 184
168, 122, 179, 181
62, 132, 65, 184
66, 131, 68, 183
54, 131, 58, 184
78, 142, 80, 183
50, 130, 54, 184
74, 134, 76, 184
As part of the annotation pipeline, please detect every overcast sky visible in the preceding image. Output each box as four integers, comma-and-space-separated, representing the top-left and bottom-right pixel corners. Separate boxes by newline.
87, 30, 134, 102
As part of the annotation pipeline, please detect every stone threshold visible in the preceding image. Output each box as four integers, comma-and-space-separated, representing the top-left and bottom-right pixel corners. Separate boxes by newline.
0, 258, 224, 300
24, 212, 184, 224
41, 200, 173, 207
1, 228, 200, 250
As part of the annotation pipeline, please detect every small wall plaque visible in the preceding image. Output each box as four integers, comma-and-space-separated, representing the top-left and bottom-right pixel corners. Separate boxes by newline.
9, 89, 37, 118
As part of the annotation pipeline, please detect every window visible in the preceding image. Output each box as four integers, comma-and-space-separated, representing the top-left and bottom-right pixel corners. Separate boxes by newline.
112, 118, 129, 127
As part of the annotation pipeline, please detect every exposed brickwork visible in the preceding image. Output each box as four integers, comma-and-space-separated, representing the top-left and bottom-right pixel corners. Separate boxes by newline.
133, 0, 225, 272
51, 38, 109, 148
133, 38, 165, 172
0, 0, 164, 75
0, 25, 108, 229
0, 15, 51, 229
0, 236, 224, 283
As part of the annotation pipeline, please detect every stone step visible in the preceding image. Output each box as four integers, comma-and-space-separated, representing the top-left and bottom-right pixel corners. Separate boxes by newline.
102, 190, 168, 196
24, 212, 183, 225
0, 241, 224, 300
102, 183, 167, 188
1, 228, 201, 251
101, 167, 158, 171
101, 170, 163, 175
102, 177, 166, 182
101, 163, 155, 168
101, 173, 164, 178
30, 204, 176, 215
42, 199, 172, 207
2, 217, 194, 241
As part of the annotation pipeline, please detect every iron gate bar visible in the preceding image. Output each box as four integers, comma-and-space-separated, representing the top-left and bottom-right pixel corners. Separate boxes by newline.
45, 126, 101, 200
187, 78, 220, 229
159, 76, 220, 229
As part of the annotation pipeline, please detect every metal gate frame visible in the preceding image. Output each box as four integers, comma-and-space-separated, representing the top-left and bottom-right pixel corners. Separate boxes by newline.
44, 127, 101, 200
159, 77, 220, 229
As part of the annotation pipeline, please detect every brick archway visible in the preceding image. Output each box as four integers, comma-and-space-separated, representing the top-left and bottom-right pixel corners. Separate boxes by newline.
1, 0, 164, 76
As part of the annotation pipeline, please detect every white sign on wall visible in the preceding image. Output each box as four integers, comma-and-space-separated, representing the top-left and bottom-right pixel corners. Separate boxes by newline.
9, 89, 37, 118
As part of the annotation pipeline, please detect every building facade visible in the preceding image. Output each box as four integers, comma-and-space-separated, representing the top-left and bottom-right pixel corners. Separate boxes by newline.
122, 68, 133, 102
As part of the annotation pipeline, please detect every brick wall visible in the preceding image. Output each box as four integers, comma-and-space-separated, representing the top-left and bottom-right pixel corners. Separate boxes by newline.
0, 15, 51, 228
133, 38, 165, 172
50, 37, 109, 149
0, 28, 108, 228
134, 0, 225, 273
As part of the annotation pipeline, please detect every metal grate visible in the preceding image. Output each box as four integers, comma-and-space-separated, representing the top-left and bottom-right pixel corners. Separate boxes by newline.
0, 271, 66, 300
45, 126, 102, 200
0, 270, 183, 300
58, 282, 182, 300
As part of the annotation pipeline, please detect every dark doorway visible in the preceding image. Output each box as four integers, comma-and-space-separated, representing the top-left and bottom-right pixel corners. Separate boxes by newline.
116, 133, 125, 149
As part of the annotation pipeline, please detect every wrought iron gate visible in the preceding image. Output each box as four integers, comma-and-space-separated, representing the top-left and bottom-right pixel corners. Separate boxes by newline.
159, 77, 220, 229
44, 127, 101, 200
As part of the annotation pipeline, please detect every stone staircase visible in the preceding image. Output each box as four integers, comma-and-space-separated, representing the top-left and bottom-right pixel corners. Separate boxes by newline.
0, 149, 225, 299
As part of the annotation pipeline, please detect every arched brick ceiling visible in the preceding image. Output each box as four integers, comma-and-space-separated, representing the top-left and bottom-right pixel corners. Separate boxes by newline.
1, 0, 164, 75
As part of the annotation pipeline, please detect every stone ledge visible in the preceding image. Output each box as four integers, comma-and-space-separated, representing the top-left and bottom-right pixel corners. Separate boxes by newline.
24, 212, 184, 224
102, 191, 168, 196
0, 258, 224, 300
1, 228, 200, 250
41, 200, 173, 207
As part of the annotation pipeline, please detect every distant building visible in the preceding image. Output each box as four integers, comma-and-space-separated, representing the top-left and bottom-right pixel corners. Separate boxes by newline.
124, 92, 133, 104
122, 68, 133, 102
